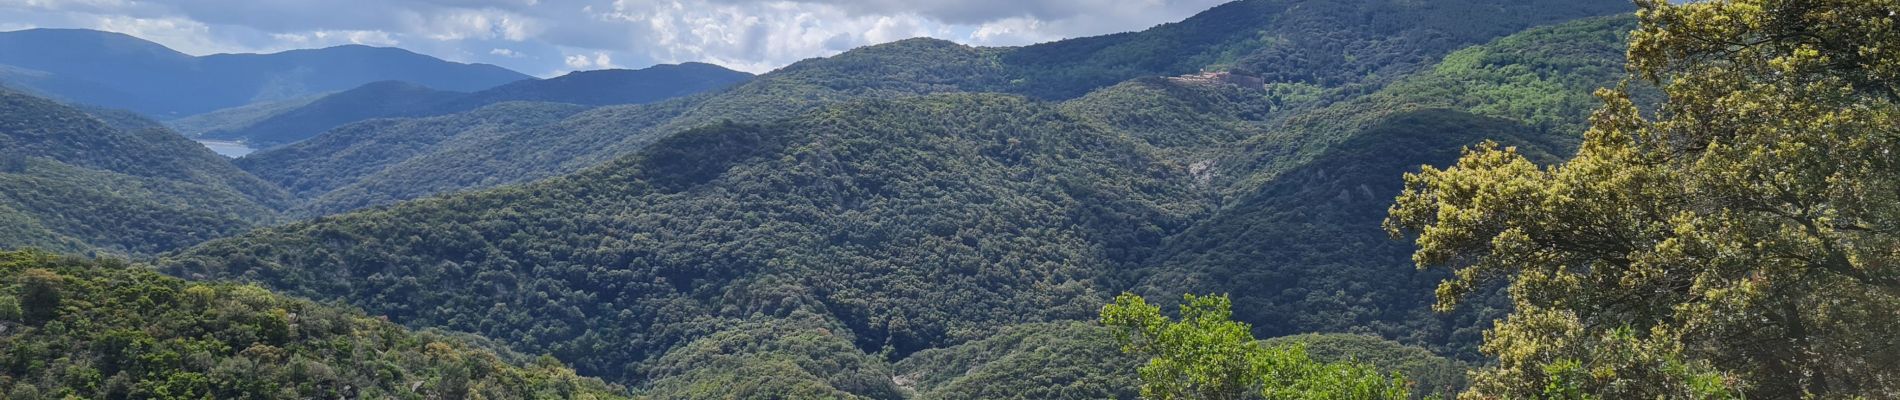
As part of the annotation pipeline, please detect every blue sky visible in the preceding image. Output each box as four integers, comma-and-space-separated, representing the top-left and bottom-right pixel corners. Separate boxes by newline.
0, 0, 1229, 76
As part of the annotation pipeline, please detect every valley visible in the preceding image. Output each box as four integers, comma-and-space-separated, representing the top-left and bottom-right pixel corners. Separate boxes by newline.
1, 0, 1894, 398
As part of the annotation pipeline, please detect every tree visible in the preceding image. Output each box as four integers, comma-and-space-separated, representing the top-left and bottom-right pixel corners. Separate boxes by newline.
18, 268, 61, 325
1385, 0, 1900, 397
1099, 293, 1410, 400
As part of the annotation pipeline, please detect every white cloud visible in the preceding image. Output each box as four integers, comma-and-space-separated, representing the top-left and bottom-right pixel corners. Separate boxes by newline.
563, 51, 615, 69
490, 47, 523, 57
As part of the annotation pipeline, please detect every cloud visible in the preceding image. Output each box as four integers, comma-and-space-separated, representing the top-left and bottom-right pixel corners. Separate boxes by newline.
563, 50, 616, 69
0, 0, 1228, 76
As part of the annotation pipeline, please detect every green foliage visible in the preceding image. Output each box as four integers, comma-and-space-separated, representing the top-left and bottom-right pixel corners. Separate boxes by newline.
234, 101, 589, 209
239, 0, 1632, 217
1101, 15, 1642, 364
641, 314, 902, 399
1385, 0, 1900, 397
1099, 293, 1409, 400
894, 322, 1141, 400
997, 0, 1632, 99
154, 3, 1657, 394
165, 94, 1208, 385
0, 295, 20, 322
1259, 334, 1467, 399
0, 89, 288, 255
16, 268, 59, 325
0, 249, 629, 399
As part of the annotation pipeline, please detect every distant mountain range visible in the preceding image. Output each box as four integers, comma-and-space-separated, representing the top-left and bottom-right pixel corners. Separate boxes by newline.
0, 28, 531, 118
177, 62, 753, 147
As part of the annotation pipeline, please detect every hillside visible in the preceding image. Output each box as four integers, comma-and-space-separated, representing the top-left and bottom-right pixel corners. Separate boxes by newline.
992, 0, 1632, 99
235, 102, 591, 201
0, 88, 289, 255
165, 94, 1210, 386
155, 2, 1643, 395
236, 0, 1627, 217
165, 94, 329, 139
0, 250, 628, 399
195, 81, 467, 148
1112, 15, 1640, 359
186, 63, 751, 148
0, 29, 528, 117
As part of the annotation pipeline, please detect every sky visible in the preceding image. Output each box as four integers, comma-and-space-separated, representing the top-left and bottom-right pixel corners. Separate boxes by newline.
0, 0, 1230, 77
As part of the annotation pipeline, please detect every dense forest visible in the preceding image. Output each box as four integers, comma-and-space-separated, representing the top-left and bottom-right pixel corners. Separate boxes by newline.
158, 0, 1642, 394
0, 250, 628, 398
0, 88, 288, 255
2, 0, 1895, 398
226, 0, 1630, 218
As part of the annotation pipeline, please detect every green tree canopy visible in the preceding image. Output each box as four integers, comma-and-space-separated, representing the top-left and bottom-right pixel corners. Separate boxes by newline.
1386, 0, 1900, 397
1099, 293, 1410, 400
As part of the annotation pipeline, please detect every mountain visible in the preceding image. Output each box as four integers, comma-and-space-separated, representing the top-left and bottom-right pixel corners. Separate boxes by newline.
1121, 14, 1641, 358
233, 0, 1627, 217
0, 28, 529, 118
180, 63, 750, 148
0, 88, 290, 255
159, 1, 1638, 395
235, 102, 591, 201
990, 0, 1632, 100
168, 94, 1208, 386
165, 94, 328, 139
448, 62, 754, 108
0, 250, 628, 399
194, 81, 468, 147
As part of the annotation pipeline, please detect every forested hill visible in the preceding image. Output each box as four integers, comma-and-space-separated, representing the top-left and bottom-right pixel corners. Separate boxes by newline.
193, 81, 469, 148
158, 9, 1647, 396
183, 63, 752, 148
166, 94, 1207, 385
0, 250, 628, 399
0, 88, 289, 255
234, 101, 592, 202
233, 0, 1632, 218
990, 0, 1633, 99
1122, 15, 1641, 358
0, 29, 528, 118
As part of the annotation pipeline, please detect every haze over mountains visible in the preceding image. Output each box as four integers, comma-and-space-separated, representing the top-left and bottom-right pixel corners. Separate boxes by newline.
181, 63, 753, 148
4, 0, 1882, 398
0, 28, 531, 118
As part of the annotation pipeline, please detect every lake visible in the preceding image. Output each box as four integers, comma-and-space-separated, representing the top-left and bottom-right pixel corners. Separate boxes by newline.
196, 140, 256, 158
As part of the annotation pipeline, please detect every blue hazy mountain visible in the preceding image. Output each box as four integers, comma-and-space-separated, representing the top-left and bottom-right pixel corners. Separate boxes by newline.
0, 28, 530, 118
185, 62, 752, 147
